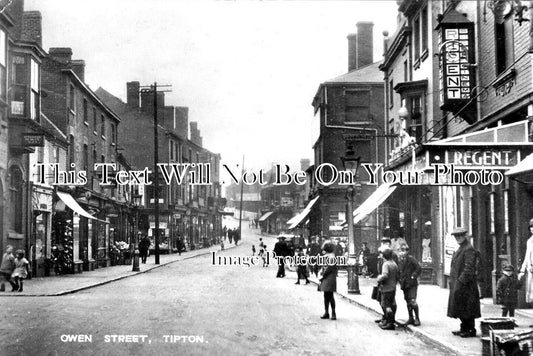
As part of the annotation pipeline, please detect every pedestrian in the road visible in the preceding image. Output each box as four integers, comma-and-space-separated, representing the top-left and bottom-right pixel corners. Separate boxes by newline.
295, 247, 309, 285
377, 247, 398, 330
274, 236, 289, 278
0, 245, 16, 292
261, 245, 268, 267
139, 235, 151, 264
447, 228, 481, 338
252, 245, 256, 256
306, 236, 321, 278
398, 244, 421, 326
318, 243, 337, 320
11, 250, 29, 292
228, 229, 233, 244
497, 264, 522, 317
519, 218, 533, 303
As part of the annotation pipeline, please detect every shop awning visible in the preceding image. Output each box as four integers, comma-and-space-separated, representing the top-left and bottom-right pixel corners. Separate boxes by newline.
352, 184, 397, 224
288, 196, 319, 230
258, 211, 274, 222
56, 191, 107, 223
505, 153, 533, 176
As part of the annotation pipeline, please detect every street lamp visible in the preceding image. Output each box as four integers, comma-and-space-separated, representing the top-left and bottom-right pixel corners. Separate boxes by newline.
341, 146, 361, 294
131, 193, 143, 272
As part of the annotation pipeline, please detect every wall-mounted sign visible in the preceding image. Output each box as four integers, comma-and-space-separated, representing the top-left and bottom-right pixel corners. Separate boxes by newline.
437, 10, 476, 123
23, 133, 44, 147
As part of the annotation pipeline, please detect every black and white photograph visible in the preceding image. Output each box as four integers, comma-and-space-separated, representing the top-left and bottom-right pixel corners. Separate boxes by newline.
2, 0, 533, 355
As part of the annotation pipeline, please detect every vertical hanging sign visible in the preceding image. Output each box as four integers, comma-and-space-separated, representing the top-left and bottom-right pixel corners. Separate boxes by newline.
437, 11, 476, 116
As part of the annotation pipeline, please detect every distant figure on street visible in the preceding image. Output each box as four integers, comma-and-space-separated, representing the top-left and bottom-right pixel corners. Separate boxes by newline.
252, 245, 256, 256
228, 229, 233, 244
139, 235, 151, 264
358, 242, 371, 276
177, 238, 185, 256
294, 247, 309, 285
447, 228, 481, 338
519, 218, 533, 303
307, 236, 321, 278
223, 225, 227, 240
261, 245, 268, 267
398, 244, 421, 326
319, 243, 338, 320
234, 229, 240, 245
497, 264, 522, 317
11, 250, 29, 292
273, 236, 289, 278
377, 247, 398, 330
0, 245, 16, 292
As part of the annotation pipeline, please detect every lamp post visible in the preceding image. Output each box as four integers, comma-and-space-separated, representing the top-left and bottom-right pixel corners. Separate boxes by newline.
341, 146, 361, 294
131, 194, 142, 272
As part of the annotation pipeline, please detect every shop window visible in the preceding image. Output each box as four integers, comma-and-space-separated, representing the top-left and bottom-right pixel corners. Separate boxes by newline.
9, 166, 23, 233
495, 15, 514, 75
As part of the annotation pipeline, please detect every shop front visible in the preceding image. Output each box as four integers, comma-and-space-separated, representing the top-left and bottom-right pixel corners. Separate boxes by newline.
31, 185, 53, 277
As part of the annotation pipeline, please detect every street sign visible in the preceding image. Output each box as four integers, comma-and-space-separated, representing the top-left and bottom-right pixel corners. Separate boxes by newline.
22, 133, 44, 147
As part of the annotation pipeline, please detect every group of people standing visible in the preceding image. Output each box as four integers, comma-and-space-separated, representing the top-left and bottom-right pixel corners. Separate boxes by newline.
0, 245, 30, 292
223, 226, 240, 245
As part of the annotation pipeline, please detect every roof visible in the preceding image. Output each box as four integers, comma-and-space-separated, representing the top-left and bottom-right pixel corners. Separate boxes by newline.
323, 61, 384, 84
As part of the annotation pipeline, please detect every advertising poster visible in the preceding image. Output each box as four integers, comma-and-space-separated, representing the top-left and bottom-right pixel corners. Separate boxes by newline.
2, 0, 533, 355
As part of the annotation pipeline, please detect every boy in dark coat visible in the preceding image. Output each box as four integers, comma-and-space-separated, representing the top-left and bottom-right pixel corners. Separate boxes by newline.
496, 264, 522, 317
398, 244, 422, 326
294, 247, 309, 285
319, 243, 338, 320
377, 247, 399, 330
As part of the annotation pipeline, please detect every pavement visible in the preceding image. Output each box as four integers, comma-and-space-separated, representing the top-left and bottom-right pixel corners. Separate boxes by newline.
2, 228, 533, 356
0, 243, 237, 297
306, 270, 533, 356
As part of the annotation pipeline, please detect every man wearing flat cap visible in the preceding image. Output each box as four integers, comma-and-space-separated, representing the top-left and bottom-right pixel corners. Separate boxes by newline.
447, 228, 481, 338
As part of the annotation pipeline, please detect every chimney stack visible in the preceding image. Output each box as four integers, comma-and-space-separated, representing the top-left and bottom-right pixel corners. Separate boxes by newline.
300, 159, 310, 171
347, 33, 357, 72
49, 47, 73, 63
126, 81, 140, 108
356, 21, 374, 68
71, 60, 85, 81
22, 11, 42, 46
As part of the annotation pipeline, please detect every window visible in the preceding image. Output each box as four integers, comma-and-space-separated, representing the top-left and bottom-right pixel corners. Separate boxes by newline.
421, 6, 428, 54
83, 99, 88, 123
414, 16, 420, 61
101, 115, 105, 137
93, 107, 97, 132
389, 79, 394, 108
0, 29, 6, 100
69, 84, 75, 112
110, 123, 116, 144
344, 90, 370, 123
495, 15, 514, 75
30, 58, 39, 120
409, 96, 423, 142
83, 144, 89, 171
9, 166, 23, 232
69, 135, 75, 166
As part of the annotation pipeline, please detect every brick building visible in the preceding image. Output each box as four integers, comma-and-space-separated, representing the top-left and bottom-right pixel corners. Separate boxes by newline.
96, 83, 224, 251
309, 21, 386, 252
378, 0, 533, 305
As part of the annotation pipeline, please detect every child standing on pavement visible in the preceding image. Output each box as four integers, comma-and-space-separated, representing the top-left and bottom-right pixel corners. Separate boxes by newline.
261, 245, 268, 267
0, 245, 16, 292
496, 264, 522, 317
12, 250, 29, 292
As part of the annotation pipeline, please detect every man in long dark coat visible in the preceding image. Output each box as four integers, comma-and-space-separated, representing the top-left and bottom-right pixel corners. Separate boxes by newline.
447, 228, 481, 338
273, 236, 289, 278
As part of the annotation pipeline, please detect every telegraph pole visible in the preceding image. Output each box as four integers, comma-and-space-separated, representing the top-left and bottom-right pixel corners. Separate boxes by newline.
140, 82, 171, 265
238, 155, 244, 244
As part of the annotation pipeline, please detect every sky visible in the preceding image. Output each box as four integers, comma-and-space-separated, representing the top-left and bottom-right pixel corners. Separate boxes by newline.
26, 0, 400, 172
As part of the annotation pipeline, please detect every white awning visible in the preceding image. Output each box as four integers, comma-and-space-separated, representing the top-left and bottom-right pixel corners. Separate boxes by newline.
505, 153, 533, 176
288, 196, 319, 230
352, 184, 397, 224
56, 191, 107, 223
258, 211, 274, 222
286, 214, 300, 226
